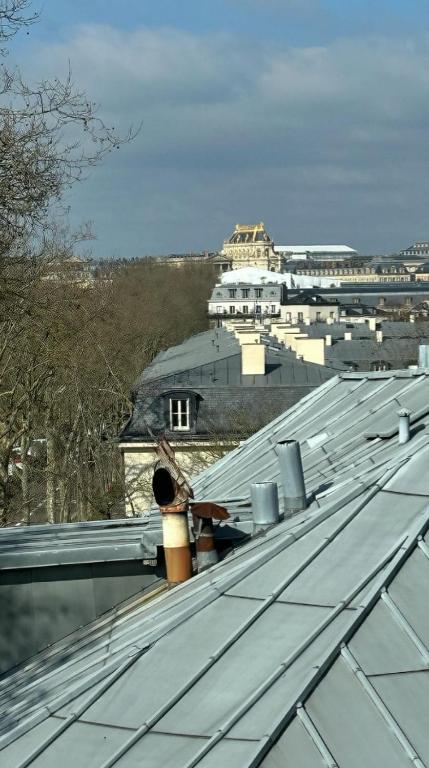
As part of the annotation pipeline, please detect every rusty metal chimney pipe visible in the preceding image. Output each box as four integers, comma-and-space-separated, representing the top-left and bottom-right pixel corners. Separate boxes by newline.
277, 439, 307, 515
152, 466, 192, 586
191, 501, 229, 573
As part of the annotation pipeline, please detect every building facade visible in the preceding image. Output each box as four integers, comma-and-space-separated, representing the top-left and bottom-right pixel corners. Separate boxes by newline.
208, 282, 287, 318
221, 223, 282, 272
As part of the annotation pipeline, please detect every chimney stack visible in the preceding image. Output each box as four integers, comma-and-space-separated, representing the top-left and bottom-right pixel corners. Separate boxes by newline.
344, 331, 352, 341
368, 317, 377, 331
376, 330, 383, 343
325, 334, 332, 346
241, 343, 266, 375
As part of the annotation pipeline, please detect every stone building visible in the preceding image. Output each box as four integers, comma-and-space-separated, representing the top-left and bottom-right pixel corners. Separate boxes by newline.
221, 223, 282, 272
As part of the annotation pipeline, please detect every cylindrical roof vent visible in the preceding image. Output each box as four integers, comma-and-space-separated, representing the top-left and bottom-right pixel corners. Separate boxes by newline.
398, 408, 411, 445
418, 345, 429, 368
251, 482, 280, 530
277, 440, 307, 515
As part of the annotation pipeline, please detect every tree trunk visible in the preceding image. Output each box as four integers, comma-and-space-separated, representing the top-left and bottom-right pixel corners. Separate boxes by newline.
46, 432, 56, 524
20, 433, 31, 525
0, 456, 10, 526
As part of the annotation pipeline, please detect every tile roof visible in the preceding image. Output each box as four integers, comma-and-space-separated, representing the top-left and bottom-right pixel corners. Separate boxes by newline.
3, 371, 429, 766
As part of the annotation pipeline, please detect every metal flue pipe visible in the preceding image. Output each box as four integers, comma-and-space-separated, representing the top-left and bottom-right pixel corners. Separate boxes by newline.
251, 482, 280, 531
191, 501, 229, 573
277, 439, 307, 515
152, 463, 192, 587
398, 408, 411, 445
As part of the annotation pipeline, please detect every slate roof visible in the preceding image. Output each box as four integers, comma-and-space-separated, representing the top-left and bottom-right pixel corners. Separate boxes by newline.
123, 328, 345, 441
3, 370, 429, 766
135, 328, 343, 389
299, 320, 429, 340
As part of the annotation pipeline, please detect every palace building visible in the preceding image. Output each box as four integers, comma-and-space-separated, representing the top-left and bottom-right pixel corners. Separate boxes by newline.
221, 222, 282, 272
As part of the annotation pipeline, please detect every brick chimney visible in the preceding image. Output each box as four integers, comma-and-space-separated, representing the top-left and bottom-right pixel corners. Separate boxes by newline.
241, 343, 266, 375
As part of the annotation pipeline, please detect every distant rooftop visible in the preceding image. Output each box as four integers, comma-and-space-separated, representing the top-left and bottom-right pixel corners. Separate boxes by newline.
225, 222, 273, 245
276, 244, 358, 255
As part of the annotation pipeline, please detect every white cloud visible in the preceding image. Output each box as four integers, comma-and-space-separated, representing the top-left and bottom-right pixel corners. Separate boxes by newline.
17, 25, 429, 255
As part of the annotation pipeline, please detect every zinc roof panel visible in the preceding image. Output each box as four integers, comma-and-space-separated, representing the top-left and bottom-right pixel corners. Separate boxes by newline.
306, 657, 410, 768
349, 599, 427, 675
228, 610, 354, 740
227, 497, 364, 601
155, 603, 331, 738
260, 716, 326, 768
114, 733, 207, 768
371, 671, 429, 764
83, 594, 258, 730
279, 491, 427, 608
384, 445, 429, 495
27, 721, 128, 768
387, 546, 429, 648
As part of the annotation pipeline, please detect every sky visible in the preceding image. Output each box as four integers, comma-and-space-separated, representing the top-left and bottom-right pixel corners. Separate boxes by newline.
7, 0, 429, 257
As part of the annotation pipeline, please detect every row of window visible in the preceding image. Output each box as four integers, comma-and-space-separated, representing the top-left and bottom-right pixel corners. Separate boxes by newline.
215, 305, 278, 314
227, 288, 265, 298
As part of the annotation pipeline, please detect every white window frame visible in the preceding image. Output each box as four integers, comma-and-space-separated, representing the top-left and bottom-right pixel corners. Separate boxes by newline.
169, 398, 190, 431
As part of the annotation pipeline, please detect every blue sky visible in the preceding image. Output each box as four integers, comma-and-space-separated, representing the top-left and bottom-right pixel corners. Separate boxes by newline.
8, 0, 429, 257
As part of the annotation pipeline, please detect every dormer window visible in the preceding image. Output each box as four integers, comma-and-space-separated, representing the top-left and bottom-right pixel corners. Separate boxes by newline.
170, 398, 190, 431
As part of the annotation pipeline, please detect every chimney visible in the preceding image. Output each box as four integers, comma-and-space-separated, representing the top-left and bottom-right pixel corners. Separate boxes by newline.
304, 317, 311, 326
368, 317, 377, 331
398, 408, 411, 444
410, 315, 415, 324
191, 502, 229, 572
376, 330, 383, 343
419, 344, 429, 368
277, 440, 307, 515
241, 343, 265, 375
152, 463, 192, 586
251, 482, 280, 531
326, 317, 334, 325
325, 334, 332, 346
344, 331, 352, 341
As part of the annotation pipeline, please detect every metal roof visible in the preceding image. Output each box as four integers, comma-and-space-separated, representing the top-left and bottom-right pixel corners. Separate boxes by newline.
0, 518, 160, 569
133, 328, 343, 389
3, 371, 429, 766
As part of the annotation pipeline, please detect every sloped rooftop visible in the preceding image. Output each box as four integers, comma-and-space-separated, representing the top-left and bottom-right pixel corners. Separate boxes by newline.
133, 327, 343, 389
3, 371, 429, 766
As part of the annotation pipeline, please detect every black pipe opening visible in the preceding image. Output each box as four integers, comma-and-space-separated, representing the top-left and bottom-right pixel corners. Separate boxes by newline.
153, 467, 176, 506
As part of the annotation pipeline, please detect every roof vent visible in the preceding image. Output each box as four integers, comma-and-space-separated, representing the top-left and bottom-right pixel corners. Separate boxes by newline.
251, 482, 280, 531
277, 440, 307, 515
398, 408, 411, 444
418, 344, 429, 368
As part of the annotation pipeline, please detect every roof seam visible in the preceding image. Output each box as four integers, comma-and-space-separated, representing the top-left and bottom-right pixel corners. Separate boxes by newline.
341, 646, 426, 767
